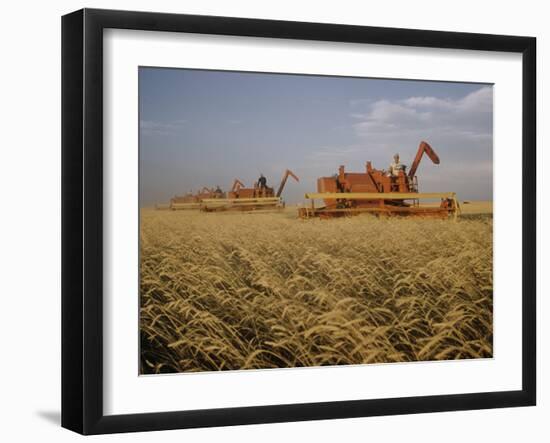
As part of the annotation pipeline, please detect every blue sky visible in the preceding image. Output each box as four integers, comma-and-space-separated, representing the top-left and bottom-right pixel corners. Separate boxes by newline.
139, 68, 493, 206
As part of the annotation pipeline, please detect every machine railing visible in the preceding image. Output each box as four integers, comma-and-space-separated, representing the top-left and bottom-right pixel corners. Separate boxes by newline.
303, 192, 459, 220
304, 192, 456, 200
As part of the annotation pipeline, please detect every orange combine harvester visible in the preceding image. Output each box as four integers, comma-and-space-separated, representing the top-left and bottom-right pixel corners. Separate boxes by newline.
201, 169, 299, 212
298, 141, 459, 219
169, 187, 224, 210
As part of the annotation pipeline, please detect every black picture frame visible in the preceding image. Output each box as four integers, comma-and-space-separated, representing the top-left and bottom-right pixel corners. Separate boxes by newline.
61, 8, 536, 435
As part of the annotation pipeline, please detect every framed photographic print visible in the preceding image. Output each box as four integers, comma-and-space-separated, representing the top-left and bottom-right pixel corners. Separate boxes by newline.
61, 8, 536, 435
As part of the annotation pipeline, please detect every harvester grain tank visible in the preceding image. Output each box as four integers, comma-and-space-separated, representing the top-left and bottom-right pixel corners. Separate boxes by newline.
299, 141, 459, 219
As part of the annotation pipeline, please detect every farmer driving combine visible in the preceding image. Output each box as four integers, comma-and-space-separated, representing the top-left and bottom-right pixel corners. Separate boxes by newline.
257, 173, 268, 197
388, 153, 406, 177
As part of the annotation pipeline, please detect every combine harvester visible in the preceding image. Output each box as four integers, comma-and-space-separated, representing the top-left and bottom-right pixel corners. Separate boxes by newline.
169, 187, 224, 210
201, 170, 299, 212
298, 141, 459, 220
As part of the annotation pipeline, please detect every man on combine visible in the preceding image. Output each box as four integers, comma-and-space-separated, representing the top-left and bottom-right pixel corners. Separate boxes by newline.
388, 153, 406, 177
257, 173, 268, 197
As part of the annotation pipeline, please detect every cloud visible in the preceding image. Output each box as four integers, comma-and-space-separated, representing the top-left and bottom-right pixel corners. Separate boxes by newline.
352, 86, 492, 142
402, 96, 453, 108
308, 86, 493, 200
346, 86, 493, 167
140, 119, 187, 136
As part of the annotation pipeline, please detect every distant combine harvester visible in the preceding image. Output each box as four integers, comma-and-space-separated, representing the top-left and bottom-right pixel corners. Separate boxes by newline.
169, 187, 224, 210
201, 169, 299, 212
162, 169, 299, 212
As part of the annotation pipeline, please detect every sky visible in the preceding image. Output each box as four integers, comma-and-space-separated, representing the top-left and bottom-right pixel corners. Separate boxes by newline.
139, 67, 493, 206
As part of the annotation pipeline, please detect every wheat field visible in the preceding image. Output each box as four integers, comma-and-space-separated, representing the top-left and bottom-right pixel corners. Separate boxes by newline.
140, 207, 493, 374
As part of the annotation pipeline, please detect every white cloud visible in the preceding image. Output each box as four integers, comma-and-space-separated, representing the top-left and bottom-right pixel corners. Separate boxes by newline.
352, 86, 493, 143
308, 86, 494, 200
402, 96, 453, 109
457, 86, 493, 112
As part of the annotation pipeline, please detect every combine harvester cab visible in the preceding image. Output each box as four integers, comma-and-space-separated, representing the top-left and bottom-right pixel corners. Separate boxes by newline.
201, 170, 299, 212
299, 141, 459, 220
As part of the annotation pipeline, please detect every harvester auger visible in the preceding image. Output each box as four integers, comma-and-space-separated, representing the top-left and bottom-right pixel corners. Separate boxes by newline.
201, 169, 300, 212
298, 141, 459, 219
